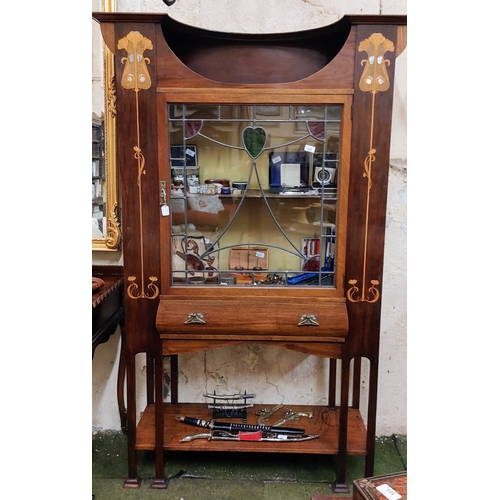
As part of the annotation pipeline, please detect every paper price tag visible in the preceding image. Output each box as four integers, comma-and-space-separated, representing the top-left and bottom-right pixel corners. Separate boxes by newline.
376, 484, 402, 500
272, 155, 282, 164
185, 148, 195, 157
304, 144, 316, 153
161, 204, 170, 216
255, 251, 265, 259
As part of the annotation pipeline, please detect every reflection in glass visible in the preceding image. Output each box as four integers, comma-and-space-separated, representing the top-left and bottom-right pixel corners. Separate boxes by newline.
168, 105, 341, 287
92, 0, 120, 251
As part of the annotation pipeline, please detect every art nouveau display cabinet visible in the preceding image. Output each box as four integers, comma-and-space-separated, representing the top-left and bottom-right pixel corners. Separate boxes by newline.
92, 11, 406, 492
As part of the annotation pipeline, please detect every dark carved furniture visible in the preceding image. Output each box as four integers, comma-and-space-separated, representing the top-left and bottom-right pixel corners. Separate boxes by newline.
92, 265, 127, 433
92, 12, 406, 492
353, 471, 407, 499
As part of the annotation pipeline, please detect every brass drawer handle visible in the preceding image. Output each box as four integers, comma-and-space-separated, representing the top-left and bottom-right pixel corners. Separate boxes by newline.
185, 312, 206, 324
298, 314, 319, 326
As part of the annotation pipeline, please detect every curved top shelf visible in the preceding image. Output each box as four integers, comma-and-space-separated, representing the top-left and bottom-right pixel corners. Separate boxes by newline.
92, 12, 406, 85
159, 16, 352, 84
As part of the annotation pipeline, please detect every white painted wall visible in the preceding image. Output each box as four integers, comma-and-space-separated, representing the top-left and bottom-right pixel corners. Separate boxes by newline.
92, 0, 407, 436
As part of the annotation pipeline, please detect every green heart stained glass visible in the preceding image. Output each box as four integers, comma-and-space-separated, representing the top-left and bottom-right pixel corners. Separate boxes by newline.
242, 126, 267, 159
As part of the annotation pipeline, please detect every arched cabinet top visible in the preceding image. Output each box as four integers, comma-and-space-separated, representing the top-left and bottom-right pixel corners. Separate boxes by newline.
158, 15, 352, 84
93, 12, 406, 88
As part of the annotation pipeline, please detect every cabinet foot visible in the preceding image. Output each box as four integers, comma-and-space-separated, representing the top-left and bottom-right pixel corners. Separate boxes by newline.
332, 481, 350, 494
151, 478, 168, 489
123, 478, 140, 488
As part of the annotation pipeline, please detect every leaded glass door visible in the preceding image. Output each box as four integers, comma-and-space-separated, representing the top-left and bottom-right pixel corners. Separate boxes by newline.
167, 104, 345, 289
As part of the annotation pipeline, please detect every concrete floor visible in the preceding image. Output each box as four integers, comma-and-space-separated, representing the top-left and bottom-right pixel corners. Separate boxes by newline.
92, 431, 407, 499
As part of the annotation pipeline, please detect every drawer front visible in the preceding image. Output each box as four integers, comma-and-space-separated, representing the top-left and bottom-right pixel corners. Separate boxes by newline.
156, 296, 348, 338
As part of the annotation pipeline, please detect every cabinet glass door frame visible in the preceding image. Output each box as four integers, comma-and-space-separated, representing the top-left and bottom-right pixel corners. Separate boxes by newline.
158, 92, 352, 300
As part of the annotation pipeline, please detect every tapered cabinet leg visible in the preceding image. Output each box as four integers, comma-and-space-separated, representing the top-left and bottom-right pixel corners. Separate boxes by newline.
123, 357, 140, 488
117, 321, 127, 435
364, 359, 379, 478
332, 357, 350, 494
151, 349, 168, 488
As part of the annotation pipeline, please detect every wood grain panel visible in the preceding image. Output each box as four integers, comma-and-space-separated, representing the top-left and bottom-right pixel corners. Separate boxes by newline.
156, 296, 348, 337
161, 339, 343, 358
159, 16, 352, 85
136, 403, 367, 454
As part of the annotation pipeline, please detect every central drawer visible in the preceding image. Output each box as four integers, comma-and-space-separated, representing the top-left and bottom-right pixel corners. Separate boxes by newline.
156, 296, 348, 339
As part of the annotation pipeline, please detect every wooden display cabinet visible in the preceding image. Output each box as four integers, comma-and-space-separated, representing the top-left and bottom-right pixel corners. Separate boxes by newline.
92, 12, 406, 493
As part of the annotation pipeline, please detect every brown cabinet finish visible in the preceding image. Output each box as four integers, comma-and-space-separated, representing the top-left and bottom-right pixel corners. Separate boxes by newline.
93, 12, 406, 492
92, 265, 127, 434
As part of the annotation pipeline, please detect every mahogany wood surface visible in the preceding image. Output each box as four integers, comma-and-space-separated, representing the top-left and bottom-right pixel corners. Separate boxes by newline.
159, 16, 352, 85
135, 403, 367, 454
353, 471, 407, 500
153, 23, 356, 92
344, 23, 400, 362
161, 339, 344, 358
113, 21, 161, 357
156, 297, 348, 337
92, 275, 123, 309
92, 11, 407, 489
92, 268, 124, 355
92, 266, 127, 433
92, 13, 406, 94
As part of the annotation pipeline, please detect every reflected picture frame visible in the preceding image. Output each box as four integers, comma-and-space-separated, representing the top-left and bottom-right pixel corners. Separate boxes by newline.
92, 0, 121, 251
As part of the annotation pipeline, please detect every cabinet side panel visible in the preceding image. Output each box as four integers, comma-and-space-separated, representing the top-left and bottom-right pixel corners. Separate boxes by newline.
344, 24, 399, 360
114, 22, 161, 354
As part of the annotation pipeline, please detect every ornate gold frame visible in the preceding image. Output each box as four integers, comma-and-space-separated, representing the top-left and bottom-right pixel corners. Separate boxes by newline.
92, 0, 121, 251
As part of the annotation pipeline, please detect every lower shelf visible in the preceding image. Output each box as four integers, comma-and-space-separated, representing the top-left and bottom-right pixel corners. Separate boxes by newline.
136, 403, 367, 455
